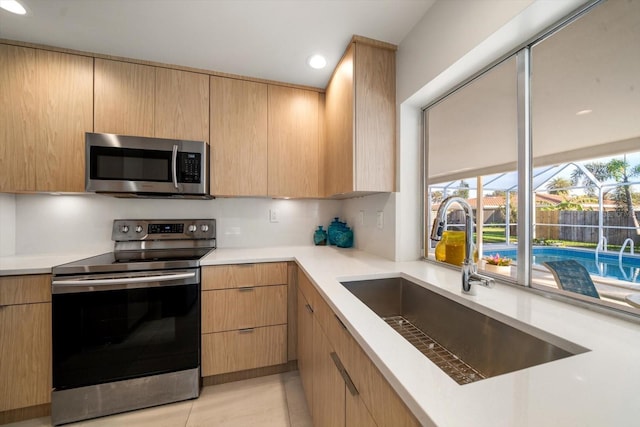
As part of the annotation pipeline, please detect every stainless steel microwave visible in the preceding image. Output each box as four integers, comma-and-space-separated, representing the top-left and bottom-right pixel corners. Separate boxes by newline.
86, 133, 210, 198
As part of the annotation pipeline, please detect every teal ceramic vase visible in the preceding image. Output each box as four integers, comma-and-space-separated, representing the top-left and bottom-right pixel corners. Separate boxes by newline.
313, 226, 327, 246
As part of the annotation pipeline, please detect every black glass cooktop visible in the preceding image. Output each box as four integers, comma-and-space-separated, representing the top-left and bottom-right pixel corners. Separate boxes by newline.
53, 248, 214, 276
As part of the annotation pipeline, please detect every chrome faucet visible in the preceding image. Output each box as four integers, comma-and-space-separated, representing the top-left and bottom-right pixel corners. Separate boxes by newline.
430, 196, 494, 295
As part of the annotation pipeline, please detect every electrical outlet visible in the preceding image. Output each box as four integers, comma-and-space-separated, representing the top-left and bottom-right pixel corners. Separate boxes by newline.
376, 211, 384, 229
359, 210, 365, 226
269, 209, 279, 223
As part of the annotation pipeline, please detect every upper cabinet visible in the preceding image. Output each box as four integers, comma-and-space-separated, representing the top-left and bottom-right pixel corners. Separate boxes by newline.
210, 81, 321, 198
155, 68, 209, 142
268, 85, 320, 198
0, 44, 93, 193
94, 59, 155, 137
210, 77, 268, 196
325, 39, 396, 197
94, 59, 209, 141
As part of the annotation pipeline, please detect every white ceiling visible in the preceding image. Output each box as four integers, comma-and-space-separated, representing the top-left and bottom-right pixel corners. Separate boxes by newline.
0, 0, 435, 88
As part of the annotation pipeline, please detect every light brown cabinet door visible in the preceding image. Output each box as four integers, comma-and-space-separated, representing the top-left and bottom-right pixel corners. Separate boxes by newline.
36, 50, 93, 192
0, 302, 51, 412
0, 44, 37, 192
202, 285, 287, 333
312, 317, 346, 427
346, 391, 378, 427
155, 68, 209, 142
353, 43, 395, 193
324, 41, 396, 197
210, 77, 268, 196
339, 319, 420, 427
325, 43, 355, 196
201, 324, 287, 376
297, 289, 314, 417
268, 85, 319, 198
0, 45, 92, 192
94, 59, 155, 137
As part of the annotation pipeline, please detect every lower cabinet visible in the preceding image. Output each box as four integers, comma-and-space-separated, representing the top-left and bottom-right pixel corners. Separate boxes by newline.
312, 316, 347, 427
201, 325, 287, 376
201, 263, 289, 378
0, 275, 52, 414
297, 288, 315, 416
297, 270, 419, 427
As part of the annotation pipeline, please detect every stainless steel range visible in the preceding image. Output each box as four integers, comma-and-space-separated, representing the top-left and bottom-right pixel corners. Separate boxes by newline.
51, 219, 216, 426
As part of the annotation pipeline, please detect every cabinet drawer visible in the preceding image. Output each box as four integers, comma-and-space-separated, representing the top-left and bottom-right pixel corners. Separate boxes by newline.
201, 325, 287, 376
202, 262, 287, 290
0, 275, 51, 306
202, 285, 287, 333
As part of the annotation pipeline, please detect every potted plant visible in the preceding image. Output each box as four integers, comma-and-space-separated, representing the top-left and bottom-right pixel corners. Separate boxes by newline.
482, 253, 512, 275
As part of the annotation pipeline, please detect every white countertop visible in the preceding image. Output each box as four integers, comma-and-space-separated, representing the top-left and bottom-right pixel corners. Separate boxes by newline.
0, 252, 104, 276
3, 246, 640, 425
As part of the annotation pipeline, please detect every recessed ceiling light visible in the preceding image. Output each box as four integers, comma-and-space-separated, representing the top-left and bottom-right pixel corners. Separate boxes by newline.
307, 54, 327, 70
0, 0, 26, 15
576, 109, 593, 116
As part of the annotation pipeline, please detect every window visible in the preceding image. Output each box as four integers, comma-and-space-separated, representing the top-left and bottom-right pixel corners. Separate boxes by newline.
424, 0, 640, 315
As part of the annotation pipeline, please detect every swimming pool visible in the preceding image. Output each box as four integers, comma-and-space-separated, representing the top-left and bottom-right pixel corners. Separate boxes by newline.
484, 247, 640, 283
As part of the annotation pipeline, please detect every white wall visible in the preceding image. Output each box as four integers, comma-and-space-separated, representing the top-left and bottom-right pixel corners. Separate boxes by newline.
0, 194, 16, 256
392, 0, 591, 261
13, 194, 340, 255
341, 193, 396, 260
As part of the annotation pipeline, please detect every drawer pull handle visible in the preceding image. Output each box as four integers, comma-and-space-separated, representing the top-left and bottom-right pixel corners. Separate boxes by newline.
239, 328, 255, 334
330, 352, 359, 396
238, 287, 255, 292
305, 304, 314, 314
334, 314, 347, 331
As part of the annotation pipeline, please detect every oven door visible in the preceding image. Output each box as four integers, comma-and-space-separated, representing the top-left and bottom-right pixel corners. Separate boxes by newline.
52, 269, 200, 391
85, 132, 208, 195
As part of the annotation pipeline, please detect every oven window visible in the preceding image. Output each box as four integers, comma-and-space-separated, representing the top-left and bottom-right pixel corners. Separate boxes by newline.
52, 283, 200, 390
91, 146, 171, 182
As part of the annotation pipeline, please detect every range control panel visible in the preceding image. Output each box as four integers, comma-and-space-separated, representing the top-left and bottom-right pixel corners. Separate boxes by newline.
112, 219, 216, 241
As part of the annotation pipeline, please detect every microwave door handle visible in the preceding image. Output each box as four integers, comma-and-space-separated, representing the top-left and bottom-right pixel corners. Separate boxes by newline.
172, 144, 179, 189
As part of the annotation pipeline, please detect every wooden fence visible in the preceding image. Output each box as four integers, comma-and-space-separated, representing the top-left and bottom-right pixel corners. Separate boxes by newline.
536, 210, 640, 245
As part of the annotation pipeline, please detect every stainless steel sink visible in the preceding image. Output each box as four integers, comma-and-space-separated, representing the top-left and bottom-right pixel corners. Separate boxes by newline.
340, 277, 588, 384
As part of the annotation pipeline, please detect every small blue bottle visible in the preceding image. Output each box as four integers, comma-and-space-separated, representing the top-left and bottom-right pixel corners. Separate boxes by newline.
313, 226, 327, 246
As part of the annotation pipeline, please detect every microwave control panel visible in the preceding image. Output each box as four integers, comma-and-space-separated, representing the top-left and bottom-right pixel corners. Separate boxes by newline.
178, 152, 201, 183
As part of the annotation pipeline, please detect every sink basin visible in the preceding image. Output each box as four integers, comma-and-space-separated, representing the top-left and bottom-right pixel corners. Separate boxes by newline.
340, 277, 588, 384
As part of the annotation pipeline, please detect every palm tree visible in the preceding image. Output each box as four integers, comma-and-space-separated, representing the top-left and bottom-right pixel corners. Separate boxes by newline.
570, 161, 609, 196
606, 158, 640, 218
572, 156, 640, 240
545, 177, 572, 196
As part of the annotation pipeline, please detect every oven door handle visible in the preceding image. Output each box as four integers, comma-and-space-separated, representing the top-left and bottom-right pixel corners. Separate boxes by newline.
52, 272, 196, 286
171, 144, 179, 189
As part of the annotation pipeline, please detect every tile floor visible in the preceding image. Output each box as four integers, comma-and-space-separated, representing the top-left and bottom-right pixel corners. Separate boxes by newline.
5, 372, 312, 427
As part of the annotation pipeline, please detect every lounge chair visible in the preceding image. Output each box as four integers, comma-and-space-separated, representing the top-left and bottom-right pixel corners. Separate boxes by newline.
542, 260, 600, 299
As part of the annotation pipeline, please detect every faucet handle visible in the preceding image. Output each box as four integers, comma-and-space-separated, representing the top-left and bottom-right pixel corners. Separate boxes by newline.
469, 272, 494, 288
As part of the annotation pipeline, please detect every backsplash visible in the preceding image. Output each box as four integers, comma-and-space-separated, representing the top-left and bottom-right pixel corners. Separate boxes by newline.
9, 194, 341, 255
0, 192, 400, 259
341, 193, 396, 260
0, 194, 16, 256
